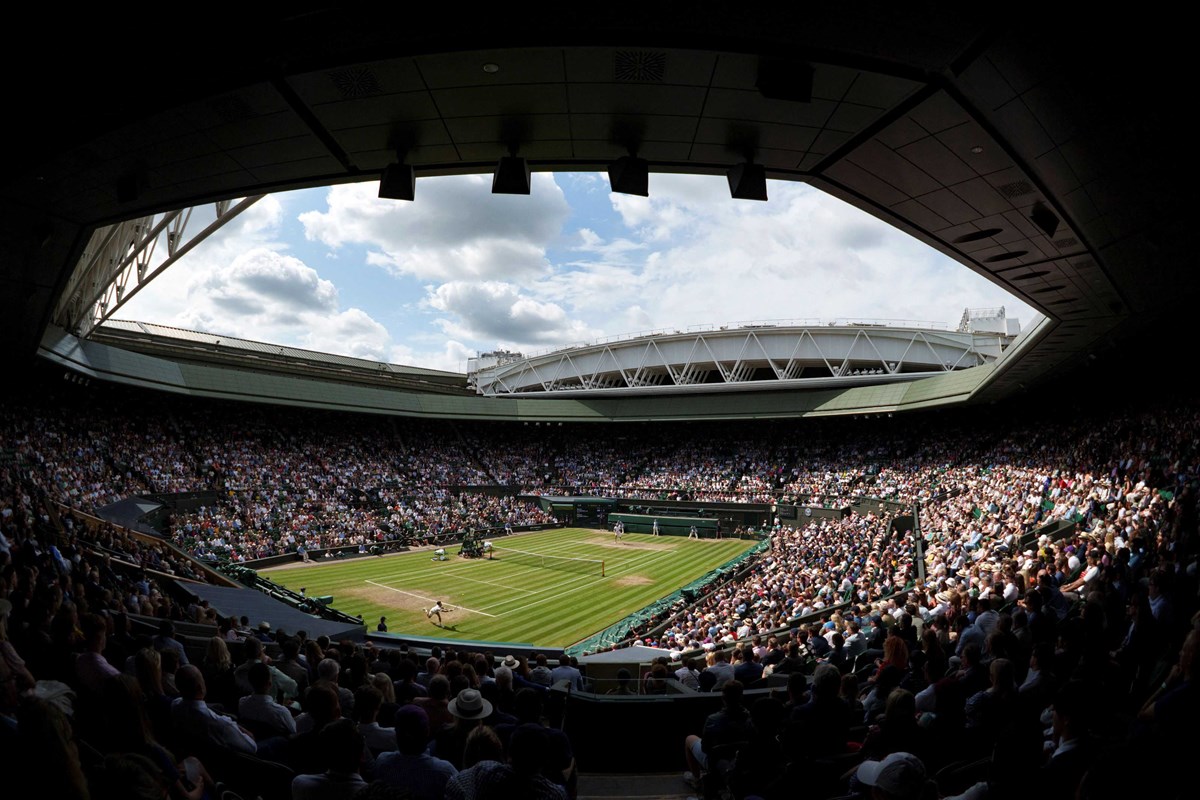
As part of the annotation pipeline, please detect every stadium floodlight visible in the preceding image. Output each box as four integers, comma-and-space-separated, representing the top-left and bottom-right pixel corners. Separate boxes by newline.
727, 161, 767, 201
378, 161, 415, 201
1030, 200, 1059, 238
492, 152, 531, 195
608, 155, 649, 196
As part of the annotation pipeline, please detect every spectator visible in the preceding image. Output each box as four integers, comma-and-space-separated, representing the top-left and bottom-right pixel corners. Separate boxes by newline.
291, 718, 369, 800
855, 752, 931, 800
375, 705, 457, 800
550, 654, 583, 691
237, 661, 296, 738
170, 664, 256, 754
75, 612, 120, 694
683, 680, 752, 791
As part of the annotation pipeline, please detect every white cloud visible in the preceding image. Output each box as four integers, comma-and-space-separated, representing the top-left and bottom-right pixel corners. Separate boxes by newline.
138, 247, 396, 363
557, 177, 1035, 332
370, 238, 552, 283
196, 247, 338, 313
563, 172, 603, 189
115, 174, 1033, 373
117, 195, 289, 322
533, 264, 643, 313
425, 281, 599, 347
621, 304, 654, 332
298, 175, 570, 282
571, 228, 645, 262
609, 172, 735, 239
297, 308, 392, 361
577, 228, 601, 248
389, 339, 475, 374
236, 194, 285, 236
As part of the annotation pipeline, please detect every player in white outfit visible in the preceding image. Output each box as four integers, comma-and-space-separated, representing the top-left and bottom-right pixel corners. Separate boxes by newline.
426, 600, 450, 626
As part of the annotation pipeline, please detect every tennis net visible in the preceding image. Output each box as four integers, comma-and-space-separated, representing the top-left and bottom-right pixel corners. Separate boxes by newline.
489, 545, 605, 576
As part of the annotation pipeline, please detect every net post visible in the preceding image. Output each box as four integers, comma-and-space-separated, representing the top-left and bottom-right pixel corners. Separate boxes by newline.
601, 560, 605, 577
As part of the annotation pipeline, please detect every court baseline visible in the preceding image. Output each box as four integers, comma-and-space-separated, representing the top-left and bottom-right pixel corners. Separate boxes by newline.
363, 579, 498, 618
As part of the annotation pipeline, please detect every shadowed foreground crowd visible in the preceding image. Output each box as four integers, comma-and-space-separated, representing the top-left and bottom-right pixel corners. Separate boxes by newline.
0, 384, 1196, 799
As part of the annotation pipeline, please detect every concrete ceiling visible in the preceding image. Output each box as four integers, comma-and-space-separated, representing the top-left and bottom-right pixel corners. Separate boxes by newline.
2, 7, 1187, 405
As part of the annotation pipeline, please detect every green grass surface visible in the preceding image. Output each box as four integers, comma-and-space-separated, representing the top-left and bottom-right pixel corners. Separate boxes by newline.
264, 527, 755, 647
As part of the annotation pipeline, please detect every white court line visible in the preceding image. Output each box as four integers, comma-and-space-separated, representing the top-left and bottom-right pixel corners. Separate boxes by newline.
446, 572, 535, 594
508, 547, 604, 559
364, 579, 497, 617
338, 529, 639, 585
361, 557, 516, 585
477, 542, 675, 609
364, 533, 738, 618
493, 532, 673, 562
549, 543, 675, 559
366, 554, 581, 587
492, 546, 681, 617
476, 544, 679, 614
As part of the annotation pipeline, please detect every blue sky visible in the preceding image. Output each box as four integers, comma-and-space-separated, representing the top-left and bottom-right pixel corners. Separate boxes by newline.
119, 173, 1034, 373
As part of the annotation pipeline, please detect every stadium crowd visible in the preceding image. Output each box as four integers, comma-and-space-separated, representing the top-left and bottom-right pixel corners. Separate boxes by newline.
0, 379, 1197, 799
178, 489, 557, 562
648, 512, 917, 652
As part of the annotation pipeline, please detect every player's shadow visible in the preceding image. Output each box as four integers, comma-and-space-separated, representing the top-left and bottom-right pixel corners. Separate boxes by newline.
437, 623, 460, 631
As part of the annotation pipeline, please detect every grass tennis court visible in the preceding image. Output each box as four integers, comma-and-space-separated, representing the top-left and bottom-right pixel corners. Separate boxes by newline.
263, 527, 756, 647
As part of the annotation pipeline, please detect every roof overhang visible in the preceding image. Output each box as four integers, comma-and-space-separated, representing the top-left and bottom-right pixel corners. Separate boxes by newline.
2, 8, 1187, 412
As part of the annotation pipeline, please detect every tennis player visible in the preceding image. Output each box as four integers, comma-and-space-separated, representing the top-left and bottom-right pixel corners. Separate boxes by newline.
426, 600, 451, 626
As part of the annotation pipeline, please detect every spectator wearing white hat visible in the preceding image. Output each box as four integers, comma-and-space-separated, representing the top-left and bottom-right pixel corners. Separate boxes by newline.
855, 751, 932, 800
436, 688, 495, 770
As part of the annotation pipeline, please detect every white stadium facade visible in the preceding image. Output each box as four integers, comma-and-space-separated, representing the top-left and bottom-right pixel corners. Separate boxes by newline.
468, 310, 1019, 397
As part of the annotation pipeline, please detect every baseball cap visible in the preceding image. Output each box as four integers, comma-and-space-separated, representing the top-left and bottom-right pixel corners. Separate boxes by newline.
856, 752, 926, 799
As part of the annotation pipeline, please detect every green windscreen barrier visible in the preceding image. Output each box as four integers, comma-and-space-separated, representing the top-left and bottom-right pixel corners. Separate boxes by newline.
608, 513, 719, 536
